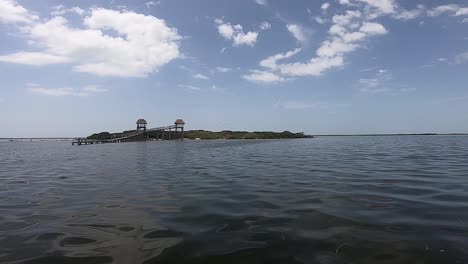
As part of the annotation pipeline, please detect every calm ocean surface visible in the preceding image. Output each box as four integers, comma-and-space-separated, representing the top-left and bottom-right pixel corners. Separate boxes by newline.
1, 136, 467, 264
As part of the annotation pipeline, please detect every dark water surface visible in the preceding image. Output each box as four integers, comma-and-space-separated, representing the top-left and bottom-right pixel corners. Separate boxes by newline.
1, 136, 468, 264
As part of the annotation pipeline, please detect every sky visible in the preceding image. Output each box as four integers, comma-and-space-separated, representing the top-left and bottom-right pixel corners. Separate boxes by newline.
0, 0, 467, 137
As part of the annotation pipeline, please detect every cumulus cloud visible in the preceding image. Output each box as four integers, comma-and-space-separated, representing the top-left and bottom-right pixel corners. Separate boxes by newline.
259, 48, 302, 70
356, 0, 397, 14
244, 0, 468, 83
245, 5, 390, 83
0, 1, 181, 78
216, 67, 231, 72
391, 5, 425, 20
145, 1, 160, 8
338, 0, 425, 20
51, 5, 85, 16
278, 56, 345, 76
243, 70, 286, 83
215, 18, 259, 46
314, 16, 327, 24
0, 0, 38, 24
428, 4, 468, 17
321, 3, 331, 11
29, 84, 107, 97
360, 22, 387, 35
193, 73, 209, 80
260, 21, 271, 30
0, 52, 70, 65
286, 24, 309, 44
380, 3, 468, 21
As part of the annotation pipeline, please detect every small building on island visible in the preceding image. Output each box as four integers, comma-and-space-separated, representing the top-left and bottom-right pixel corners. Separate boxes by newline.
174, 119, 185, 128
136, 119, 147, 132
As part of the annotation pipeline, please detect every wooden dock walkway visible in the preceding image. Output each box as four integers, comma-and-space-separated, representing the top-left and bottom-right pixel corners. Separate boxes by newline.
72, 120, 185, 146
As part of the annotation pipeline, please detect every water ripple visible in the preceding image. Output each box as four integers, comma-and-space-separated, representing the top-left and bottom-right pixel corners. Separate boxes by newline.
1, 136, 468, 263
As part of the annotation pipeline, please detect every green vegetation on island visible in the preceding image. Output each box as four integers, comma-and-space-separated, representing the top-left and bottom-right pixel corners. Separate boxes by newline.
87, 130, 312, 140
183, 130, 312, 140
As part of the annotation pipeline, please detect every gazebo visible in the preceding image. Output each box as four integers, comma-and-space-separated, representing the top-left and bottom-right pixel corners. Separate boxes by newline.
174, 119, 185, 140
136, 119, 147, 132
174, 119, 185, 128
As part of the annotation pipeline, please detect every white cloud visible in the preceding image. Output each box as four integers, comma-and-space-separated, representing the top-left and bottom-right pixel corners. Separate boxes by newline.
260, 21, 271, 30
339, 0, 353, 5
278, 56, 345, 76
428, 4, 468, 17
459, 9, 468, 16
0, 52, 70, 65
243, 70, 286, 83
254, 0, 268, 6
31, 87, 88, 97
386, 4, 468, 21
392, 5, 425, 20
0, 2, 181, 78
338, 0, 398, 19
193, 73, 209, 80
259, 48, 302, 70
358, 69, 392, 93
455, 52, 468, 64
428, 5, 455, 16
82, 85, 108, 93
247, 7, 388, 79
332, 10, 361, 26
233, 31, 258, 46
216, 67, 231, 72
215, 18, 258, 46
314, 17, 327, 24
51, 5, 85, 16
321, 3, 330, 10
356, 0, 397, 14
286, 24, 308, 44
0, 0, 38, 24
30, 87, 83, 97
25, 82, 39, 87
360, 22, 387, 35
179, 84, 201, 91
29, 84, 107, 97
145, 1, 160, 8
316, 39, 358, 57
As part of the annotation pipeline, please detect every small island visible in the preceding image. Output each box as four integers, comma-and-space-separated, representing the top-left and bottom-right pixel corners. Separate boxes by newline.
88, 130, 312, 140
77, 119, 312, 145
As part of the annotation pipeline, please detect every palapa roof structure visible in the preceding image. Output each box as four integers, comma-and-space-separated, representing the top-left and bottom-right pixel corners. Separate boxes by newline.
136, 119, 147, 125
174, 119, 185, 125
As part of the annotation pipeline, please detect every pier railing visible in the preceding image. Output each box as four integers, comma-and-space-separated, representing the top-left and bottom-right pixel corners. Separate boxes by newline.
72, 124, 183, 145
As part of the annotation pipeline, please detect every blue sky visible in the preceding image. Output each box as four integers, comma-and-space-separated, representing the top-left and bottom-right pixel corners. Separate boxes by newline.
0, 0, 467, 137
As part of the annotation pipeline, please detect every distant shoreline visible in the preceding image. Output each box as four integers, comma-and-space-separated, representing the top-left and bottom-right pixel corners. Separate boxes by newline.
0, 138, 75, 140
314, 133, 468, 137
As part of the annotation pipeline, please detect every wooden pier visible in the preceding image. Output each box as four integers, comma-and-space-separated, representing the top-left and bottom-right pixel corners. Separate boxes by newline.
72, 119, 185, 146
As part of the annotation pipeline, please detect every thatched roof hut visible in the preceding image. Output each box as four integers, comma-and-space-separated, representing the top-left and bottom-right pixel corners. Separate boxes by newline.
174, 119, 185, 125
136, 119, 147, 125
